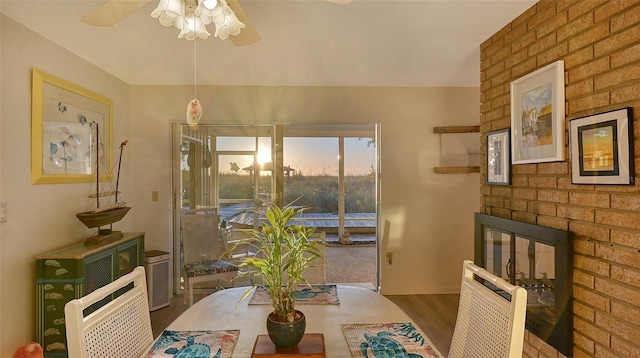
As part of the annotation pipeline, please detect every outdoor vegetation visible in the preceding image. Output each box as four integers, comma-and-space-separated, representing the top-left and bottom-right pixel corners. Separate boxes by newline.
218, 173, 376, 213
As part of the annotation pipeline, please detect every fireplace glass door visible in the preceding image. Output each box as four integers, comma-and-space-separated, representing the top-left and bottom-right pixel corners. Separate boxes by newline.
474, 213, 572, 357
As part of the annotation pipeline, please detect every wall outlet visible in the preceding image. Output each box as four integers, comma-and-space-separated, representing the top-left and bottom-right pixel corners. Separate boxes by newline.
386, 251, 393, 264
151, 191, 159, 202
0, 202, 7, 223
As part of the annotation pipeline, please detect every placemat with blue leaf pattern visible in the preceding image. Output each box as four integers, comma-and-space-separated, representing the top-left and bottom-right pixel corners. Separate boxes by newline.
341, 322, 442, 358
146, 329, 239, 358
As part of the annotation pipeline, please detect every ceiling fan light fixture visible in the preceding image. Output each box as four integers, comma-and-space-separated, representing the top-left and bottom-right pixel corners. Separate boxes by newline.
211, 1, 245, 39
151, 0, 185, 29
179, 13, 211, 40
202, 0, 218, 10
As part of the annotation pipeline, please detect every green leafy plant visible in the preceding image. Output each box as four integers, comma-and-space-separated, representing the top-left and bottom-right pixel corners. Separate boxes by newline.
223, 204, 323, 323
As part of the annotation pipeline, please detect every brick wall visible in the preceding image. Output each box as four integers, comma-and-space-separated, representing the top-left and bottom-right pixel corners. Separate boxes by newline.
480, 1, 640, 357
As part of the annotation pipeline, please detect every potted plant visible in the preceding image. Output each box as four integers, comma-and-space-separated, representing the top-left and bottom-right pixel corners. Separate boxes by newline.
223, 204, 324, 348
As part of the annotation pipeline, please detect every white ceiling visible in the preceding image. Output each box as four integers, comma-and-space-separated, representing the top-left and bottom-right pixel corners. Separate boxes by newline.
0, 0, 536, 87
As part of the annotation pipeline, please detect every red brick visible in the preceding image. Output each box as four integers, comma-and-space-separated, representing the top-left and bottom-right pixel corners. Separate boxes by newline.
574, 238, 596, 256
570, 192, 610, 208
569, 92, 611, 114
610, 229, 640, 249
569, 221, 610, 242
574, 298, 596, 319
611, 265, 640, 288
557, 204, 595, 221
529, 176, 558, 188
511, 57, 538, 79
529, 33, 559, 57
596, 310, 640, 344
595, 64, 640, 91
573, 270, 595, 290
595, 210, 640, 230
611, 43, 640, 68
593, 345, 619, 358
575, 254, 610, 277
558, 12, 594, 42
611, 194, 640, 211
513, 164, 537, 175
612, 82, 640, 105
568, 23, 610, 52
536, 215, 569, 230
593, 0, 637, 23
611, 300, 640, 326
491, 186, 512, 197
506, 198, 528, 211
538, 162, 569, 175
530, 201, 557, 216
566, 79, 594, 99
538, 189, 569, 203
607, 1, 640, 32
564, 46, 594, 69
597, 244, 640, 270
611, 335, 640, 358
568, 56, 611, 82
513, 188, 537, 200
568, 0, 607, 21
528, 2, 558, 30
573, 331, 596, 354
595, 277, 640, 306
509, 28, 536, 54
574, 316, 611, 346
594, 22, 640, 57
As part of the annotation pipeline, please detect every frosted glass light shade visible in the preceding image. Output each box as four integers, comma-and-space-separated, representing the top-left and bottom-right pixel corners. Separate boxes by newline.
151, 0, 185, 29
202, 0, 218, 10
179, 14, 211, 40
211, 1, 245, 40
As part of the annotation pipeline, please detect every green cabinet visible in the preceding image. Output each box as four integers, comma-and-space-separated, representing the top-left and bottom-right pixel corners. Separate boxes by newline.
35, 232, 145, 357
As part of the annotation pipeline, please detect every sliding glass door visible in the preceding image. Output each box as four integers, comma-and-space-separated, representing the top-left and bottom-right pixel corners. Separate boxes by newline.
172, 123, 379, 294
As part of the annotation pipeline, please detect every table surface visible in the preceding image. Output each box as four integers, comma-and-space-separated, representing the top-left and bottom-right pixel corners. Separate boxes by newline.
165, 285, 443, 357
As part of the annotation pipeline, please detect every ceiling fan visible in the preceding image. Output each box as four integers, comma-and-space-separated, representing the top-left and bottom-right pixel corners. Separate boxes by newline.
81, 0, 351, 46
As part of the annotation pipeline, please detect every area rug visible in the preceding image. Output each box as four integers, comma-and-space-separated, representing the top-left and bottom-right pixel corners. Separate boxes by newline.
146, 330, 239, 358
341, 322, 442, 358
249, 284, 340, 305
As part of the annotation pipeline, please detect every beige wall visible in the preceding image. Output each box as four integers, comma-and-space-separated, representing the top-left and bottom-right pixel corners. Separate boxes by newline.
1, 14, 480, 352
481, 1, 640, 357
0, 15, 133, 353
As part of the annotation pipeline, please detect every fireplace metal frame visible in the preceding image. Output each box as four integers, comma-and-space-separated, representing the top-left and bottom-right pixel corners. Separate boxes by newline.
474, 213, 573, 357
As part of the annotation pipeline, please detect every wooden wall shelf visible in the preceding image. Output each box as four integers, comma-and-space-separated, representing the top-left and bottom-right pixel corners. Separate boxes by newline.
434, 166, 480, 174
433, 125, 480, 134
433, 125, 481, 174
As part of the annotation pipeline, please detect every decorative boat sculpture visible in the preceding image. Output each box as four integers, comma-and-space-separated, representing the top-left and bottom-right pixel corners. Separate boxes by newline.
76, 123, 130, 240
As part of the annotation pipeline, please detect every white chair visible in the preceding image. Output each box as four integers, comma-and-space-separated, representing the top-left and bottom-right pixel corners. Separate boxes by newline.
448, 260, 528, 358
301, 231, 327, 285
181, 208, 239, 306
64, 266, 153, 358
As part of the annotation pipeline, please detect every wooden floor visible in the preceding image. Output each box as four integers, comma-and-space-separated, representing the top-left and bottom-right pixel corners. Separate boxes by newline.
150, 292, 459, 357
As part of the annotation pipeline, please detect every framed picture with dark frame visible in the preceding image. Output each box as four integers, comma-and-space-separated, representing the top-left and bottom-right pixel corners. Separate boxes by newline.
569, 107, 634, 185
510, 60, 565, 164
486, 129, 510, 185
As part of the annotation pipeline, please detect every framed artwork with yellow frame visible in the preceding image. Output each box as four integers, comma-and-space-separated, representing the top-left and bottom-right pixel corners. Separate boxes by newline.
31, 68, 113, 184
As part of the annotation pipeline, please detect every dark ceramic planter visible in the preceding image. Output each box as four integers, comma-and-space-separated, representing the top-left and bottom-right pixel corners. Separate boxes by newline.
266, 310, 306, 348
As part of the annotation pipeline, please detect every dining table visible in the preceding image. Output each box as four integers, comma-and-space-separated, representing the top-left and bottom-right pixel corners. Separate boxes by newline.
160, 285, 443, 357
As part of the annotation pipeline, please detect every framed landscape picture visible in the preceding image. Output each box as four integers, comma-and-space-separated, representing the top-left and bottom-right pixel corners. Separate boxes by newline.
510, 61, 565, 164
486, 129, 510, 185
569, 107, 634, 185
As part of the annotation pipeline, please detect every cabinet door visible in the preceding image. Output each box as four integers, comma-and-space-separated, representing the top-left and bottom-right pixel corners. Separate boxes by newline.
117, 238, 141, 277
84, 248, 116, 314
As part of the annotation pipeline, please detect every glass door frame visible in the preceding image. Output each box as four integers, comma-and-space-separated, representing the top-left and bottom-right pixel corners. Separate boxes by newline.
172, 123, 381, 294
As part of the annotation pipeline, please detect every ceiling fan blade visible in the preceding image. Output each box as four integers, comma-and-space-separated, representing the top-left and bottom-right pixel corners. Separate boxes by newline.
226, 0, 261, 46
81, 0, 154, 27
